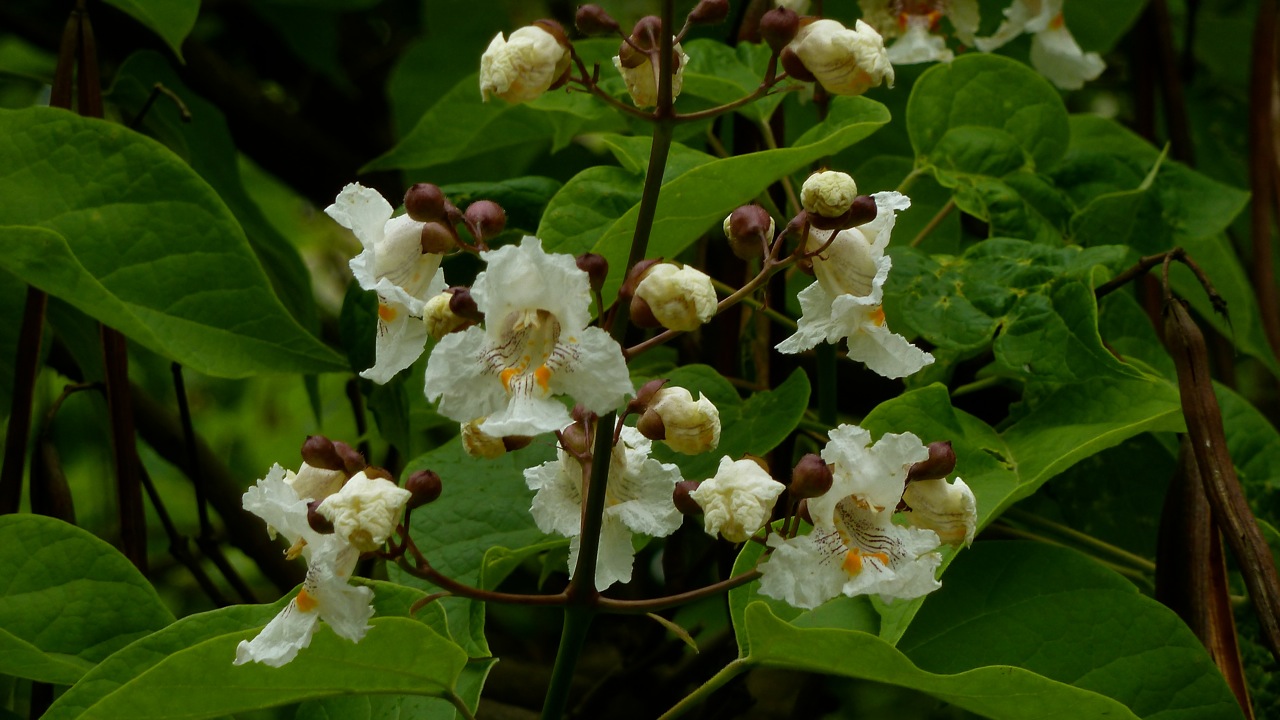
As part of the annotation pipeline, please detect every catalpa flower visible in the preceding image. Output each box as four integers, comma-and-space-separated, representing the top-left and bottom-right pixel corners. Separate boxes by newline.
480, 23, 572, 103
776, 191, 933, 379
974, 0, 1104, 89
235, 464, 373, 667
326, 183, 447, 384
859, 0, 980, 65
524, 427, 683, 590
424, 236, 633, 437
759, 425, 945, 608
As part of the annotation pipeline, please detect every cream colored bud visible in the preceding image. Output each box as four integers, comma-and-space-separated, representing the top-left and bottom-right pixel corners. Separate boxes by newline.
423, 292, 467, 339
801, 170, 858, 218
461, 419, 506, 459
689, 456, 784, 542
480, 26, 571, 103
284, 462, 346, 503
788, 19, 894, 96
633, 263, 717, 332
903, 477, 977, 547
317, 471, 412, 552
648, 386, 720, 454
611, 41, 690, 108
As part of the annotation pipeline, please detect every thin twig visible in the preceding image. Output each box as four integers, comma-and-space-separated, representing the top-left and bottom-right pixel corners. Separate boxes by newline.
909, 199, 954, 248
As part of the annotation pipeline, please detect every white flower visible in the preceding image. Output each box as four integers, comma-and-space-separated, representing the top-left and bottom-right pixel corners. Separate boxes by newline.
788, 19, 894, 96
235, 464, 373, 667
903, 476, 977, 546
643, 386, 721, 455
776, 191, 933, 379
689, 457, 784, 542
424, 237, 633, 437
524, 427, 683, 590
975, 0, 1104, 90
858, 0, 981, 65
634, 263, 718, 332
801, 170, 858, 218
317, 472, 413, 553
326, 183, 447, 384
612, 41, 690, 108
758, 424, 943, 608
480, 25, 571, 103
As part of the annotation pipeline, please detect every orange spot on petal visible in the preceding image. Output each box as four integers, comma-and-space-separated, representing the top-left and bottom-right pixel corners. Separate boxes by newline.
869, 307, 886, 327
534, 365, 552, 391
296, 588, 319, 613
1050, 12, 1065, 29
842, 551, 864, 576
867, 551, 890, 566
378, 304, 398, 322
500, 368, 519, 392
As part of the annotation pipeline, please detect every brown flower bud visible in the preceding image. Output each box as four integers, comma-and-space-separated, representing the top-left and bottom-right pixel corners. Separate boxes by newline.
575, 4, 619, 36
560, 420, 592, 457
620, 257, 661, 298
420, 221, 458, 254
447, 286, 484, 323
673, 480, 702, 515
630, 15, 663, 52
779, 46, 816, 83
907, 441, 957, 483
796, 498, 813, 526
760, 7, 800, 53
532, 19, 570, 47
724, 204, 774, 260
404, 469, 443, 509
307, 499, 335, 534
576, 252, 608, 294
363, 465, 395, 483
464, 200, 507, 242
636, 406, 666, 441
404, 183, 447, 223
790, 453, 833, 499
629, 295, 661, 328
332, 440, 366, 477
301, 435, 343, 472
807, 194, 879, 231
628, 377, 669, 414
688, 0, 729, 25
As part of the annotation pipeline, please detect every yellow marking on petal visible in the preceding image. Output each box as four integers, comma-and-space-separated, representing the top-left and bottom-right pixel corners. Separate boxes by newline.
500, 368, 518, 392
866, 551, 890, 566
1050, 12, 1065, 29
285, 538, 307, 561
842, 551, 864, 576
378, 304, 398, 322
295, 588, 319, 613
534, 365, 552, 391
869, 307, 886, 327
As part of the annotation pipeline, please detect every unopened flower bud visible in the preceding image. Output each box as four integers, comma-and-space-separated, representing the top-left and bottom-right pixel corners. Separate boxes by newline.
779, 46, 816, 82
465, 200, 507, 242
420, 221, 458, 254
287, 462, 346, 503
576, 253, 608, 294
673, 480, 702, 515
480, 25, 572, 103
902, 476, 977, 547
404, 183, 448, 223
802, 170, 858, 218
724, 205, 775, 260
461, 419, 531, 459
633, 263, 718, 332
688, 0, 730, 25
423, 292, 468, 339
628, 377, 670, 414
907, 441, 957, 482
332, 441, 366, 477
630, 15, 663, 50
301, 435, 343, 472
642, 386, 721, 454
404, 469, 443, 509
363, 466, 395, 483
317, 471, 413, 552
447, 286, 484, 323
760, 7, 800, 52
613, 18, 690, 108
576, 4, 620, 35
629, 294, 661, 328
797, 498, 812, 525
788, 19, 894, 96
789, 453, 833, 498
690, 457, 785, 542
307, 499, 335, 534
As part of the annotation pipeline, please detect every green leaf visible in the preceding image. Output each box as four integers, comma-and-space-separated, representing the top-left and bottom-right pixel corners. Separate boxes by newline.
390, 439, 558, 656
102, 0, 199, 61
1065, 0, 1147, 53
111, 51, 320, 335
439, 176, 563, 236
741, 602, 1142, 719
647, 365, 810, 482
579, 96, 890, 299
679, 39, 784, 123
0, 268, 28, 418
365, 70, 628, 172
0, 108, 345, 377
0, 515, 173, 684
908, 53, 1070, 172
898, 542, 1246, 720
64, 617, 464, 720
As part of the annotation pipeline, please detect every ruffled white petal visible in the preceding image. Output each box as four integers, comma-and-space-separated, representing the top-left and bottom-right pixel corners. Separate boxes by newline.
325, 183, 392, 251
475, 238, 590, 338
424, 327, 512, 425
242, 464, 313, 543
758, 532, 848, 610
234, 597, 321, 667
606, 428, 683, 538
810, 425, 928, 524
546, 326, 633, 416
1030, 25, 1105, 90
887, 21, 954, 65
834, 504, 942, 602
526, 451, 587, 539
568, 517, 637, 590
360, 300, 431, 384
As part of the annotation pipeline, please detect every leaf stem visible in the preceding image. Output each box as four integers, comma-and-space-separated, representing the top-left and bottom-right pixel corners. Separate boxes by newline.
446, 690, 479, 720
598, 570, 762, 614
656, 658, 751, 720
709, 278, 796, 329
909, 199, 953, 248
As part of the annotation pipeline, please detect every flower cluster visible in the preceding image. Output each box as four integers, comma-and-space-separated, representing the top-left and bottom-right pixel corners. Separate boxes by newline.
759, 425, 975, 609
235, 444, 412, 667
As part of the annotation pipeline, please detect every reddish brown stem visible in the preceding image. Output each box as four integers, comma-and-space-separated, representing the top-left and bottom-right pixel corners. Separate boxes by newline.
1249, 0, 1280, 360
